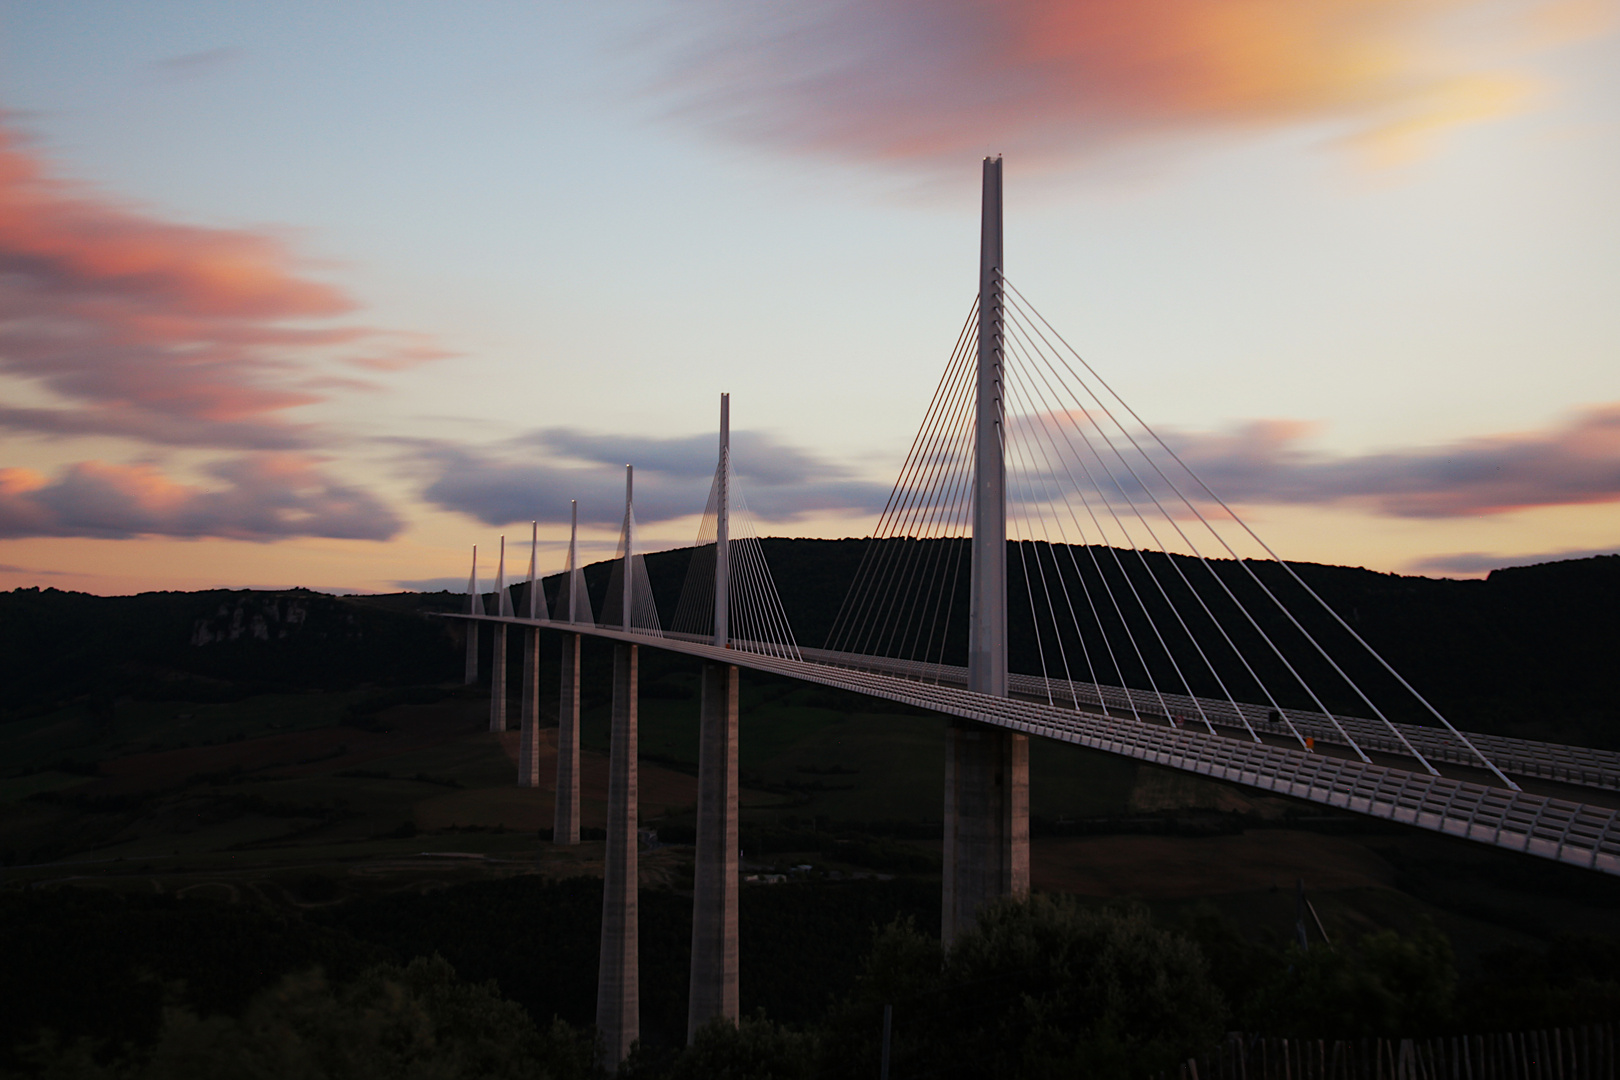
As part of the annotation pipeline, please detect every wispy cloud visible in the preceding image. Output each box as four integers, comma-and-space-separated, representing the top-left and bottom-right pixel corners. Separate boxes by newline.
0, 456, 401, 541
1406, 547, 1620, 575
151, 47, 244, 81
646, 0, 1595, 174
406, 427, 890, 528
1160, 405, 1620, 518
0, 119, 450, 451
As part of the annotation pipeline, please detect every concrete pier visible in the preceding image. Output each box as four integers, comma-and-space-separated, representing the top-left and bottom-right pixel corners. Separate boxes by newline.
596, 641, 640, 1069
687, 661, 740, 1038
942, 721, 1028, 946
518, 626, 540, 786
489, 623, 507, 732
554, 632, 581, 844
942, 156, 1026, 947
464, 545, 479, 685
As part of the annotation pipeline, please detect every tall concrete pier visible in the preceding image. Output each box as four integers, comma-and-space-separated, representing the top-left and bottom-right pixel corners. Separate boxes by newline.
597, 467, 640, 1069
519, 522, 544, 788
555, 502, 584, 845
945, 155, 1029, 947
464, 545, 479, 685
688, 394, 740, 1038
490, 535, 510, 733
555, 633, 581, 841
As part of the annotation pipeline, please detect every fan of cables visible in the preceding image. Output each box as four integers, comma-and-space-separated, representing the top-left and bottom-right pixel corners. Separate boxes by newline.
670, 454, 802, 661
825, 285, 1515, 789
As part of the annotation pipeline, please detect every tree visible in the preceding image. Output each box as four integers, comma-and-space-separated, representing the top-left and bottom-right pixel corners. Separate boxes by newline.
12, 956, 598, 1080
819, 896, 1225, 1080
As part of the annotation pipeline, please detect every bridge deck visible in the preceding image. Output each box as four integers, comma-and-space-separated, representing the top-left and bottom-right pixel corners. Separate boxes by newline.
452, 614, 1620, 877
787, 647, 1620, 797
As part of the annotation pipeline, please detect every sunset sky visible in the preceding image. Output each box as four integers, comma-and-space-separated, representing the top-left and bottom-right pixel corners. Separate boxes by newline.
1, 0, 1617, 595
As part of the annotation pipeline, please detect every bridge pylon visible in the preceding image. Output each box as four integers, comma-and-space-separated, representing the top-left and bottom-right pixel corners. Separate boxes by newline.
490, 535, 509, 733
945, 155, 1029, 947
519, 521, 544, 788
689, 393, 741, 1038
555, 502, 583, 845
463, 545, 479, 684
597, 466, 641, 1070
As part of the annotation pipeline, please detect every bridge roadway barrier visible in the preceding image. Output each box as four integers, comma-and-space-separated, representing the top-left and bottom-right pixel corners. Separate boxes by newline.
452, 615, 1620, 877
792, 647, 1620, 797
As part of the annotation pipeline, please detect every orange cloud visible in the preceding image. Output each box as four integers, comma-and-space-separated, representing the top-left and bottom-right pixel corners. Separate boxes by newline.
654, 0, 1595, 171
0, 455, 402, 541
0, 119, 446, 448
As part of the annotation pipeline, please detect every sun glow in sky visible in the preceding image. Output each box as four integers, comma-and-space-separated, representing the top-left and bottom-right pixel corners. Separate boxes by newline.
1, 0, 1617, 594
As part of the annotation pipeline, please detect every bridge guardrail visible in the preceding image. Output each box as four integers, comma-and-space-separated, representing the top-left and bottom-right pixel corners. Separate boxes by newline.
794, 647, 1620, 795
448, 617, 1620, 876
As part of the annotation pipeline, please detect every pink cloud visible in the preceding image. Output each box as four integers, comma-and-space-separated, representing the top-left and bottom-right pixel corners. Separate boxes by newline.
651, 0, 1588, 172
0, 119, 445, 449
1160, 404, 1620, 517
0, 455, 401, 541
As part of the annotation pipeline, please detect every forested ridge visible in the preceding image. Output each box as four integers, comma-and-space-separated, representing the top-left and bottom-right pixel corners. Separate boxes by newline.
6, 546, 1617, 746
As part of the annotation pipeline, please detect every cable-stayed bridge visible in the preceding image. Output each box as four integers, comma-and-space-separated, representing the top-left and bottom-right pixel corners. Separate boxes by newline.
443, 159, 1619, 1069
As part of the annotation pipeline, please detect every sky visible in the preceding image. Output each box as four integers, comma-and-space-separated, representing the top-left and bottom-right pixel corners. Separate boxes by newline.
0, 0, 1617, 595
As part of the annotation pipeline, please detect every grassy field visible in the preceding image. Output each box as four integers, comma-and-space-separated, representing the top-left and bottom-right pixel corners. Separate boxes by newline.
5, 660, 1618, 983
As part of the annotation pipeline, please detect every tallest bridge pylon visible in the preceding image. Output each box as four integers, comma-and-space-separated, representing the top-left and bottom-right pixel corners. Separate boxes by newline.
944, 156, 1030, 946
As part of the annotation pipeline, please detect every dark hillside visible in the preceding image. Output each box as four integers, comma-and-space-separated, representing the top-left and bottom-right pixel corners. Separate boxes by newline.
4, 548, 1615, 747
0, 588, 464, 721
601, 544, 1620, 747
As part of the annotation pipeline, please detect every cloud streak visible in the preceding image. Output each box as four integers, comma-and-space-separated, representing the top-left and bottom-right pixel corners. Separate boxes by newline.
1405, 547, 1620, 575
647, 0, 1587, 173
0, 456, 401, 541
1159, 404, 1620, 518
408, 427, 890, 528
0, 119, 449, 451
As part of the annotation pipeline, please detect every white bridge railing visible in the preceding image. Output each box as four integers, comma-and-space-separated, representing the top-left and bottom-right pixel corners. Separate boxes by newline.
458, 615, 1620, 877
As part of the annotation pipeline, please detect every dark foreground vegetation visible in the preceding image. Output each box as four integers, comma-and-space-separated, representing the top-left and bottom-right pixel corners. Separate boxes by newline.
5, 880, 1618, 1080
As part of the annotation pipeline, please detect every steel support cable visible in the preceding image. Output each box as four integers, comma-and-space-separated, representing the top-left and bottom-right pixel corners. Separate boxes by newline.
1000, 335, 1178, 727
671, 469, 722, 637
1005, 411, 1079, 708
1007, 362, 1210, 731
1005, 282, 1510, 784
997, 388, 1088, 709
917, 454, 973, 675
854, 346, 978, 661
1007, 339, 1244, 738
730, 489, 782, 656
1004, 351, 1194, 730
735, 492, 801, 659
867, 312, 979, 661
851, 404, 962, 659
1007, 322, 1268, 739
837, 327, 978, 659
1006, 331, 1250, 740
903, 391, 978, 670
1003, 286, 1450, 770
733, 535, 772, 655
898, 448, 970, 670
731, 526, 767, 654
1006, 348, 1214, 734
734, 537, 770, 655
890, 429, 972, 665
998, 427, 1132, 721
825, 305, 978, 653
1003, 300, 1334, 754
1005, 392, 1092, 710
924, 489, 974, 682
1003, 428, 1054, 704
1005, 290, 1437, 773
